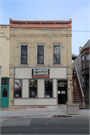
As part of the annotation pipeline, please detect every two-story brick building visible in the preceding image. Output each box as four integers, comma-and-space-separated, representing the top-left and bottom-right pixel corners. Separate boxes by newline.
1, 18, 72, 108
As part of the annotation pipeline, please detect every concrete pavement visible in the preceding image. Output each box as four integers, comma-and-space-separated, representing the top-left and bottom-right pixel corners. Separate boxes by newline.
0, 105, 90, 119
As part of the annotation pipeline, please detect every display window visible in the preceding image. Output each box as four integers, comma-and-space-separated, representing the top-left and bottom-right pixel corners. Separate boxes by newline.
14, 80, 22, 98
29, 80, 37, 98
45, 79, 53, 98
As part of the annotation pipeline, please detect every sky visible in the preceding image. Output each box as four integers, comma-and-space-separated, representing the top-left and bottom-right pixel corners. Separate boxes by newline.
0, 0, 90, 55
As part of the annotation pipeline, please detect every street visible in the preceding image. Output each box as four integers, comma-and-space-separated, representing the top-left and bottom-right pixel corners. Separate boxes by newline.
1, 117, 89, 134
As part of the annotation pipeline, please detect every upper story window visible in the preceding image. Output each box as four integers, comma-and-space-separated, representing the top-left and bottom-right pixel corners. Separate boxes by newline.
86, 53, 90, 68
82, 55, 85, 69
21, 45, 28, 64
53, 45, 60, 64
37, 45, 44, 64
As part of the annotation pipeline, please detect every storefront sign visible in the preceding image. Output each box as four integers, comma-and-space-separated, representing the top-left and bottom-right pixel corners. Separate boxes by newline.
32, 69, 50, 78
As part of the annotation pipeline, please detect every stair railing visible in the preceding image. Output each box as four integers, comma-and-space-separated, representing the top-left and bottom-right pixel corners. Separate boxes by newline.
75, 67, 85, 108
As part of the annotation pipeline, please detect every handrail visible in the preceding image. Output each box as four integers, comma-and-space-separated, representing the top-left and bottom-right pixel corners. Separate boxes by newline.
75, 68, 84, 97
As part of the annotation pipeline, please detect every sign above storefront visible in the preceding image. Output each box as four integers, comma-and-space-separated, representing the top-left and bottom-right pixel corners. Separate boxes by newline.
32, 69, 50, 78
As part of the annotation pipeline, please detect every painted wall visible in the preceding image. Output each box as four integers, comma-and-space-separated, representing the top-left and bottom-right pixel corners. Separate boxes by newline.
14, 99, 57, 106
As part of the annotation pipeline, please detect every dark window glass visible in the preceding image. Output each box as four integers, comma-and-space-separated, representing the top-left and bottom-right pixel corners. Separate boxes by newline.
45, 79, 52, 98
37, 45, 44, 64
53, 45, 60, 64
21, 45, 27, 64
29, 80, 37, 98
14, 80, 22, 98
3, 88, 7, 97
86, 54, 90, 68
82, 55, 84, 69
2, 79, 9, 85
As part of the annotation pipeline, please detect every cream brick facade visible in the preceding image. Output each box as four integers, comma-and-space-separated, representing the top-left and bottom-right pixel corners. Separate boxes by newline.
9, 20, 72, 108
0, 25, 10, 107
0, 25, 10, 78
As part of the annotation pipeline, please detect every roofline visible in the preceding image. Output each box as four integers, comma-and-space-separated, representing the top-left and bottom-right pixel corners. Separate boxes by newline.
9, 18, 72, 28
10, 18, 72, 23
0, 25, 10, 26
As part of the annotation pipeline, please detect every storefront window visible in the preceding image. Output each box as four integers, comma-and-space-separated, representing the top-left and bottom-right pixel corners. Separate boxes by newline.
86, 53, 90, 68
29, 80, 37, 98
14, 80, 22, 98
45, 79, 52, 98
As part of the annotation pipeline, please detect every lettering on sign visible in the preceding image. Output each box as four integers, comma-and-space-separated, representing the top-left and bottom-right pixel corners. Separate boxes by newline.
32, 69, 50, 78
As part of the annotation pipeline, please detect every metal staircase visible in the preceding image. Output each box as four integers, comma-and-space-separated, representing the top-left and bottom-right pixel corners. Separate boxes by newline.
73, 68, 85, 109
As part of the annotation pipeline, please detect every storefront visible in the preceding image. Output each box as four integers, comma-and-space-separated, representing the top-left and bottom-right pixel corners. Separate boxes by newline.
13, 66, 68, 106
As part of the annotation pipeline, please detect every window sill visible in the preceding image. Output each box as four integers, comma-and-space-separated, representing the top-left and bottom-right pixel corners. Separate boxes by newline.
52, 64, 62, 66
19, 64, 29, 66
35, 64, 45, 66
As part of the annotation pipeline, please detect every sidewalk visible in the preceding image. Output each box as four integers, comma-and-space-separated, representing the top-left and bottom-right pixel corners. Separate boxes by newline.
0, 105, 90, 119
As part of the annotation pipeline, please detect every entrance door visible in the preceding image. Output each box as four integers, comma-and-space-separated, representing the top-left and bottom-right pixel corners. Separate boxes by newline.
58, 80, 67, 104
1, 78, 9, 108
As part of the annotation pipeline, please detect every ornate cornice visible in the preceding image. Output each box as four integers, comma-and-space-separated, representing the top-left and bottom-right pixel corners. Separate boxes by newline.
10, 18, 72, 28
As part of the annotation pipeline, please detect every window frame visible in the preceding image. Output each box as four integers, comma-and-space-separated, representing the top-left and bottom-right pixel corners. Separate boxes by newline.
86, 53, 90, 68
29, 79, 37, 98
82, 55, 85, 69
53, 44, 61, 64
37, 44, 44, 64
20, 44, 28, 65
44, 79, 53, 98
14, 79, 22, 98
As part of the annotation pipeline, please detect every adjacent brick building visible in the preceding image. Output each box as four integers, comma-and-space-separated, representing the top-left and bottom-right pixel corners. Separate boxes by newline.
72, 39, 90, 108
0, 25, 10, 107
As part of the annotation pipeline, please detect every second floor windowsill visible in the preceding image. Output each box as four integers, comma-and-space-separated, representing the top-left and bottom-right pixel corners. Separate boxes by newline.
52, 64, 62, 66
36, 64, 45, 66
19, 64, 29, 66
